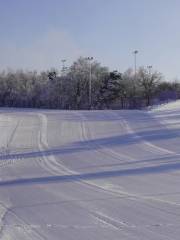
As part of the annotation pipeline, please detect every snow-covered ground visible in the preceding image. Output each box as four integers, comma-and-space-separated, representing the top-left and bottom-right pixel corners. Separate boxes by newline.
151, 99, 180, 112
0, 101, 180, 239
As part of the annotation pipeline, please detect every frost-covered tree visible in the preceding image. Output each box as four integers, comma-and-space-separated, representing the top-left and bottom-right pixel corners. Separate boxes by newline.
99, 71, 122, 108
138, 67, 161, 106
67, 57, 109, 109
0, 58, 178, 109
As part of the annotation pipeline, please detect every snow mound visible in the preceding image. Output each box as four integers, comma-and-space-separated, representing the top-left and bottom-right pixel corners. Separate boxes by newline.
151, 100, 180, 112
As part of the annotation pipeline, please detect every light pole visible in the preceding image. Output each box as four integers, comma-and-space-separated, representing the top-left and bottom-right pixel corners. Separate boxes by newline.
147, 65, 152, 75
146, 66, 153, 106
133, 50, 138, 80
61, 59, 67, 76
132, 50, 138, 108
86, 57, 93, 109
59, 59, 67, 108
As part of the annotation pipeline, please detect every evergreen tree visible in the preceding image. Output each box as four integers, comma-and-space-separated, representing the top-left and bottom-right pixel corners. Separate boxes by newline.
99, 71, 122, 108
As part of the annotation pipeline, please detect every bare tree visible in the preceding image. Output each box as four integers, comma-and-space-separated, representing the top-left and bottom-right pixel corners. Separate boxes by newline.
138, 67, 162, 106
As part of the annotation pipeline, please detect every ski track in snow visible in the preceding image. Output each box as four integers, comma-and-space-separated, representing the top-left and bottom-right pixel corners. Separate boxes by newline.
0, 101, 180, 239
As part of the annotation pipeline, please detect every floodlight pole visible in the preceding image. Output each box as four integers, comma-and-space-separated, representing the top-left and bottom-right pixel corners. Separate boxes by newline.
132, 50, 138, 108
133, 50, 138, 81
147, 65, 152, 75
86, 57, 93, 109
61, 59, 67, 76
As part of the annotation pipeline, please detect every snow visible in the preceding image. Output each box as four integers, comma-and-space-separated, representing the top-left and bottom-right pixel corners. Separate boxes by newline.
151, 99, 180, 112
0, 104, 180, 239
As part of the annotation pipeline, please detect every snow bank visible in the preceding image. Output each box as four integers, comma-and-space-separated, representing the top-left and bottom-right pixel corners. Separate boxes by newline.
151, 100, 180, 112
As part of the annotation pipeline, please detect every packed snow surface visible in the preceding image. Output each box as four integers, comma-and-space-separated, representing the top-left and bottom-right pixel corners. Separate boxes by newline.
0, 101, 180, 239
152, 99, 180, 112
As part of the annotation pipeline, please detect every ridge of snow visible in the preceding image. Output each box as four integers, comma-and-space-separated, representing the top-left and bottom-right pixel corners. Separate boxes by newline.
150, 100, 180, 112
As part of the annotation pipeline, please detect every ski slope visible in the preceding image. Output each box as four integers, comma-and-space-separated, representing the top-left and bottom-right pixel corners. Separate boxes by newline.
0, 101, 180, 239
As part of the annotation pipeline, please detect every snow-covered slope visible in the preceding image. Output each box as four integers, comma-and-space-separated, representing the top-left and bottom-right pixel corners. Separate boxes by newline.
151, 99, 180, 112
0, 108, 180, 239
150, 100, 180, 132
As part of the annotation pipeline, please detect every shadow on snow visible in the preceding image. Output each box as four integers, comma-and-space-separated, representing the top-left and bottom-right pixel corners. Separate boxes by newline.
1, 160, 180, 187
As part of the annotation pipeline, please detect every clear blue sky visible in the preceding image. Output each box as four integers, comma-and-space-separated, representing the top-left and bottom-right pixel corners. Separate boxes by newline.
1, 0, 180, 80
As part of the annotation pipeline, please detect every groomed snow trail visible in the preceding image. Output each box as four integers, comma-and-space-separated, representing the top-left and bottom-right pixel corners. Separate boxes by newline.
0, 102, 180, 239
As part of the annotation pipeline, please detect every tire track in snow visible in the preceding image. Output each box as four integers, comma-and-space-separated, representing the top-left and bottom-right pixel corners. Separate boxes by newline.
38, 112, 180, 207
109, 111, 176, 156
76, 111, 180, 208
76, 111, 135, 165
37, 113, 139, 232
36, 111, 180, 239
0, 202, 47, 240
122, 118, 175, 155
0, 125, 46, 240
0, 116, 21, 168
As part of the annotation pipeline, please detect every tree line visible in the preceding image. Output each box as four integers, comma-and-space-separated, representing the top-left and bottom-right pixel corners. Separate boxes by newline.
0, 57, 179, 109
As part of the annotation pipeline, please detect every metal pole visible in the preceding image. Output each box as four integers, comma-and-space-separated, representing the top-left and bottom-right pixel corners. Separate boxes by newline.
146, 65, 152, 106
133, 50, 138, 81
59, 59, 66, 108
86, 57, 93, 109
61, 59, 66, 76
89, 60, 92, 108
147, 65, 152, 75
132, 50, 138, 108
